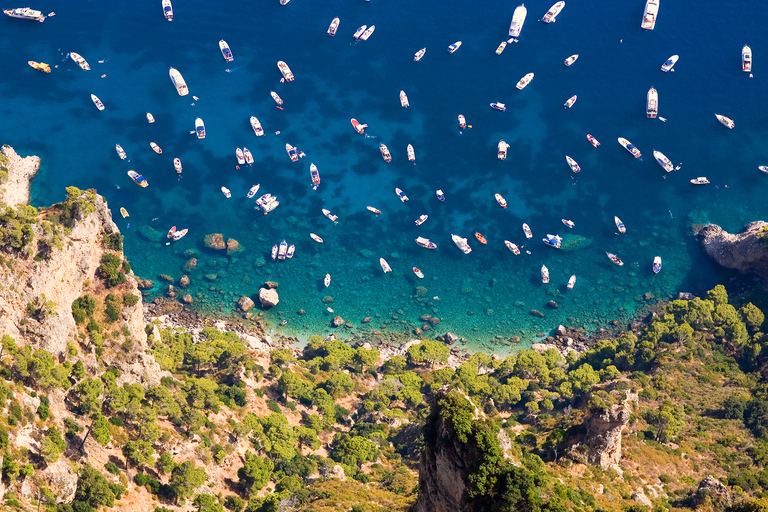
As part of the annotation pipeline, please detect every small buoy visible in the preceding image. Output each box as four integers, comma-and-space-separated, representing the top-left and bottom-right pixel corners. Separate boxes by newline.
275, 131, 281, 135
280, 320, 287, 325
468, 125, 472, 128
165, 242, 170, 246
236, 165, 240, 170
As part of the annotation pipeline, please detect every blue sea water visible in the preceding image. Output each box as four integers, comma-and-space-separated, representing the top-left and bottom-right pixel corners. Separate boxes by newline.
2, 0, 766, 353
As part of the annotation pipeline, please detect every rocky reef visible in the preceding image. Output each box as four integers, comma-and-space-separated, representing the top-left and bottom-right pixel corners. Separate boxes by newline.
697, 221, 768, 281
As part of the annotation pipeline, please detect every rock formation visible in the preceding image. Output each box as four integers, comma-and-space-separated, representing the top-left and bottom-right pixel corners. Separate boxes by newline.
578, 390, 638, 470
697, 221, 768, 281
692, 475, 732, 509
0, 145, 40, 206
258, 286, 279, 309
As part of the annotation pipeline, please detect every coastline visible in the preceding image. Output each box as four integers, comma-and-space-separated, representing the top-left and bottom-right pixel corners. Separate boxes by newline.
0, 144, 40, 207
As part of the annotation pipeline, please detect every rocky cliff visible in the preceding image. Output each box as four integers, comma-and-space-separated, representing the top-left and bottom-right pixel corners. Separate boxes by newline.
697, 221, 768, 281
0, 144, 40, 207
572, 390, 638, 470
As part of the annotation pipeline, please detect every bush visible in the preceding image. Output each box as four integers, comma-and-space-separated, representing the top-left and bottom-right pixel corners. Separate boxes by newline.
104, 294, 121, 323
98, 253, 126, 288
105, 462, 120, 475
224, 495, 245, 512
109, 416, 123, 427
123, 293, 139, 307
103, 233, 123, 252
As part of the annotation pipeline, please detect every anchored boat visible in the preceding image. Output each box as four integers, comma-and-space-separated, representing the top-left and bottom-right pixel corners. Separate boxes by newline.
742, 45, 752, 73
380, 144, 392, 163
661, 55, 678, 72
715, 114, 735, 129
647, 87, 658, 118
327, 17, 340, 36
400, 90, 409, 108
219, 40, 234, 62
641, 0, 659, 30
564, 54, 579, 66
451, 234, 472, 254
250, 116, 264, 136
498, 140, 510, 160
195, 118, 206, 139
70, 52, 90, 71
169, 67, 188, 96
618, 137, 641, 158
509, 4, 527, 40
653, 150, 674, 172
565, 155, 581, 173
162, 0, 173, 20
516, 72, 534, 90
277, 60, 294, 82
541, 1, 565, 23
414, 48, 426, 61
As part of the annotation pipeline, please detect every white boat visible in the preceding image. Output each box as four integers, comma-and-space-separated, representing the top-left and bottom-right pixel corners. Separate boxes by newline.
221, 186, 231, 198
562, 219, 575, 229
146, 113, 155, 123
415, 237, 437, 249
413, 267, 425, 279
271, 245, 278, 260
509, 4, 528, 39
565, 155, 581, 173
414, 48, 426, 61
742, 45, 752, 73
606, 252, 624, 266
653, 256, 662, 274
415, 214, 428, 225
172, 229, 188, 241
247, 184, 260, 199
174, 158, 182, 173
150, 142, 162, 154
395, 187, 409, 202
322, 209, 339, 223
195, 118, 206, 139
278, 241, 288, 260
286, 143, 299, 162
280, 0, 290, 5
407, 144, 415, 162
614, 216, 626, 234
286, 245, 295, 259
541, 265, 549, 284
311, 233, 324, 243
380, 258, 392, 273
236, 148, 246, 165
490, 102, 506, 112
250, 116, 264, 136
359, 25, 375, 41
436, 190, 445, 201
350, 118, 368, 134
353, 25, 367, 40
541, 1, 565, 23
498, 140, 510, 160
523, 223, 532, 238
647, 87, 658, 118
690, 177, 710, 185
495, 41, 507, 55
310, 163, 320, 190
162, 0, 173, 21
564, 95, 577, 108
505, 241, 520, 255
271, 91, 283, 106
543, 234, 562, 248
587, 134, 600, 147
448, 41, 462, 54
400, 90, 409, 108
70, 52, 90, 71
567, 275, 576, 289
661, 55, 679, 72
458, 115, 467, 129
90, 94, 105, 111
277, 60, 294, 82
115, 144, 127, 160
367, 206, 382, 215
618, 137, 642, 158
169, 67, 189, 96
324, 274, 331, 287
243, 148, 254, 165
219, 40, 234, 62
256, 194, 279, 214
495, 193, 507, 208
128, 170, 148, 188
641, 0, 659, 30
451, 234, 472, 254
516, 72, 534, 90
564, 54, 579, 66
327, 18, 340, 36
759, 166, 768, 174
380, 144, 392, 163
716, 114, 735, 129
653, 150, 674, 172
4, 7, 45, 21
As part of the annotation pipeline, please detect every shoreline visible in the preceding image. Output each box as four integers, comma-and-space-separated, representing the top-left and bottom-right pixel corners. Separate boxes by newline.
0, 144, 40, 207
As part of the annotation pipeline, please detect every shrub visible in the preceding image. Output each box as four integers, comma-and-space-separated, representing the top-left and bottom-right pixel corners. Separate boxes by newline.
105, 462, 120, 475
104, 294, 121, 323
123, 293, 139, 307
103, 233, 123, 252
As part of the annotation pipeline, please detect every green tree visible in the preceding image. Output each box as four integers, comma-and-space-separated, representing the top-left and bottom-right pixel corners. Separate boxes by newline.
74, 464, 116, 509
170, 461, 207, 504
648, 401, 685, 443
331, 434, 378, 468
406, 339, 449, 367
193, 493, 224, 512
71, 378, 103, 415
123, 440, 154, 479
353, 346, 380, 371
568, 363, 600, 394
707, 284, 729, 307
157, 452, 176, 475
237, 451, 274, 494
543, 428, 565, 461
254, 413, 297, 460
323, 371, 354, 399
41, 426, 67, 463
381, 355, 406, 374
276, 370, 312, 400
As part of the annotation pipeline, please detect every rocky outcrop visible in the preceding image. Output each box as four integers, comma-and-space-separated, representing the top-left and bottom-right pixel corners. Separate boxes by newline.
0, 145, 40, 206
692, 475, 732, 509
258, 287, 279, 309
204, 233, 226, 250
574, 390, 638, 470
697, 222, 768, 281
238, 296, 255, 312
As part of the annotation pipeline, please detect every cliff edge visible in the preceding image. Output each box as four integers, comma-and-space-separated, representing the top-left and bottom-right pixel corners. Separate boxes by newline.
0, 144, 40, 206
697, 221, 768, 281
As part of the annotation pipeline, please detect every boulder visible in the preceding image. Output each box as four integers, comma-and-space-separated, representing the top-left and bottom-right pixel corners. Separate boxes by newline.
183, 257, 197, 272
226, 238, 244, 255
530, 310, 545, 318
238, 296, 255, 312
330, 464, 346, 481
444, 332, 459, 345
258, 287, 279, 309
692, 475, 732, 509
204, 233, 226, 250
264, 281, 279, 289
137, 279, 155, 289
178, 275, 190, 288
165, 285, 176, 298
158, 274, 174, 283
697, 221, 768, 280
182, 294, 193, 304
556, 325, 567, 336
332, 316, 344, 327
631, 492, 653, 509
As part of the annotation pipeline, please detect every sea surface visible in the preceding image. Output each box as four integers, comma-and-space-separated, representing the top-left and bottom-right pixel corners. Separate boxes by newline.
2, 0, 765, 353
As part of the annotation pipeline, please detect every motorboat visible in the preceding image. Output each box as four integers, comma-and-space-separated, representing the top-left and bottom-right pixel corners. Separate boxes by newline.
448, 41, 462, 54
407, 144, 416, 162
653, 150, 674, 172
310, 163, 320, 190
414, 48, 426, 61
247, 184, 260, 199
661, 55, 678, 72
147, 113, 155, 123
395, 187, 409, 202
351, 118, 368, 134
436, 190, 445, 201
150, 142, 162, 154
174, 158, 182, 173
328, 17, 340, 36
641, 0, 659, 30
286, 245, 295, 259
505, 241, 520, 255
565, 155, 581, 173
516, 72, 534, 90
271, 245, 278, 260
416, 237, 437, 249
690, 177, 710, 185
120, 207, 129, 218
91, 94, 105, 111
614, 216, 626, 233
587, 134, 600, 147
564, 95, 577, 108
451, 234, 472, 254
715, 114, 735, 129
475, 232, 488, 245
542, 234, 562, 248
564, 54, 579, 66
286, 143, 299, 162
606, 252, 624, 266
250, 116, 264, 136
415, 214, 428, 225
618, 137, 641, 158
647, 87, 658, 118
195, 118, 206, 139
169, 67, 189, 96
221, 186, 231, 198
173, 229, 188, 241
280, 0, 290, 5
541, 1, 565, 23
490, 102, 506, 112
322, 208, 339, 223
759, 166, 768, 174
367, 206, 382, 215
653, 256, 662, 274
236, 148, 246, 165
523, 223, 532, 238
353, 25, 367, 40
562, 219, 575, 228
380, 258, 392, 273
495, 193, 507, 208
567, 275, 576, 289
509, 4, 527, 39
4, 7, 45, 21
495, 41, 507, 55
742, 45, 752, 73
380, 144, 392, 163
162, 0, 173, 21
359, 25, 375, 41
219, 40, 234, 62
127, 170, 148, 188
70, 52, 90, 71
400, 90, 409, 108
277, 60, 294, 82
271, 91, 283, 106
413, 267, 425, 279
243, 148, 254, 165
278, 241, 288, 260
498, 140, 510, 160
115, 144, 127, 160
541, 265, 550, 283
167, 226, 176, 239
256, 194, 279, 214
310, 233, 324, 243
324, 274, 331, 287
458, 115, 467, 129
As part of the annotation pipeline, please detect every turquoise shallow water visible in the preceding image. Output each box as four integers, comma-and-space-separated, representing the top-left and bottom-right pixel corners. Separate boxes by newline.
2, 0, 765, 353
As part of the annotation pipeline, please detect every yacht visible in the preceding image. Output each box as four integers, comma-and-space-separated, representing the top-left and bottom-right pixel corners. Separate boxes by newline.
115, 144, 127, 160
310, 163, 320, 190
451, 234, 472, 254
458, 115, 467, 129
271, 245, 278, 260
247, 184, 260, 199
174, 158, 182, 174
606, 252, 624, 266
564, 54, 579, 66
146, 113, 155, 123
618, 137, 641, 158
690, 177, 710, 185
4, 7, 45, 21
516, 72, 534, 90
195, 118, 206, 139
286, 245, 295, 259
448, 41, 462, 54
250, 116, 265, 136
414, 48, 426, 61
277, 60, 294, 82
661, 55, 679, 72
415, 214, 428, 225
541, 1, 565, 23
219, 40, 234, 62
490, 102, 506, 112
380, 143, 392, 163
564, 95, 577, 108
505, 241, 520, 255
653, 150, 674, 172
495, 193, 507, 208
653, 256, 662, 274
646, 87, 658, 118
256, 194, 279, 214
742, 45, 752, 72
127, 170, 148, 188
565, 155, 581, 173
351, 118, 368, 134
353, 25, 367, 40
400, 90, 409, 108
587, 134, 600, 147
367, 206, 382, 215
407, 144, 416, 162
322, 209, 338, 222
541, 265, 550, 284
324, 273, 331, 286
509, 4, 527, 39
311, 233, 324, 243
498, 140, 510, 160
495, 41, 507, 55
523, 223, 532, 238
150, 142, 162, 154
162, 0, 173, 21
327, 17, 340, 36
286, 144, 299, 162
715, 114, 735, 129
614, 216, 626, 234
169, 67, 189, 96
278, 241, 288, 260
90, 94, 105, 111
380, 258, 393, 273
395, 187, 409, 202
271, 91, 283, 106
243, 148, 254, 165
70, 52, 90, 71
359, 25, 375, 41
759, 166, 768, 174
641, 0, 659, 30
221, 187, 231, 198
567, 275, 576, 289
236, 148, 246, 165
562, 219, 575, 228
543, 234, 563, 249
415, 237, 437, 250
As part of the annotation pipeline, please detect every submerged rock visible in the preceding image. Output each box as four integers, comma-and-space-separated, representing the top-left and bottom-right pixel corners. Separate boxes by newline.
139, 225, 163, 243
183, 257, 197, 272
226, 238, 244, 255
332, 316, 344, 327
560, 234, 593, 252
238, 296, 255, 312
204, 233, 226, 250
137, 279, 155, 289
182, 294, 193, 304
178, 275, 190, 288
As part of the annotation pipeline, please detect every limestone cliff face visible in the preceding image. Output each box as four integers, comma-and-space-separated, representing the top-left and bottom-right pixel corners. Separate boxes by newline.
577, 391, 638, 470
697, 221, 768, 281
0, 145, 40, 207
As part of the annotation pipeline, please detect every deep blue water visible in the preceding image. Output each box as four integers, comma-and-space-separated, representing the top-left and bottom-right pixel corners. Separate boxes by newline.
2, 0, 765, 352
